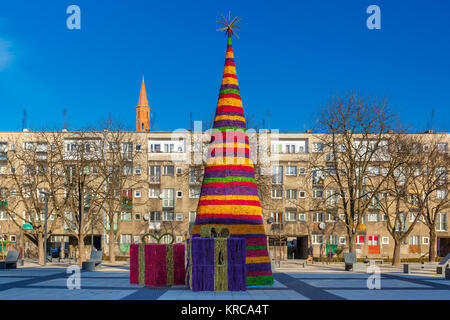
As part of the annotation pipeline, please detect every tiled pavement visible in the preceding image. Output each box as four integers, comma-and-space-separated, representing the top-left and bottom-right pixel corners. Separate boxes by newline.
0, 268, 449, 300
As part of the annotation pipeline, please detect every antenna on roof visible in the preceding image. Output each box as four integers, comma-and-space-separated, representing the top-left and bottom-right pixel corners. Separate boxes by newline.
22, 109, 27, 130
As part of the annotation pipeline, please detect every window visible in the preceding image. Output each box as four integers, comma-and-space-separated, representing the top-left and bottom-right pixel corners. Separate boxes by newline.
339, 237, 346, 245
150, 211, 161, 222
298, 191, 306, 199
436, 189, 448, 200
134, 167, 141, 175
312, 188, 323, 199
422, 237, 429, 245
329, 235, 338, 245
120, 212, 132, 221
326, 213, 337, 222
326, 189, 338, 207
123, 165, 133, 175
163, 165, 174, 176
189, 188, 200, 199
312, 143, 324, 153
162, 189, 175, 207
409, 212, 421, 223
312, 235, 324, 244
298, 213, 306, 222
285, 166, 297, 176
120, 234, 132, 244
312, 167, 325, 184
176, 213, 183, 221
285, 211, 297, 222
134, 190, 141, 198
437, 143, 448, 153
176, 236, 184, 243
436, 212, 448, 231
0, 166, 8, 175
149, 165, 161, 183
368, 166, 380, 176
368, 235, 379, 246
272, 166, 283, 184
162, 211, 174, 221
189, 167, 202, 184
298, 167, 306, 175
382, 237, 389, 244
0, 211, 8, 220
367, 213, 379, 222
149, 187, 159, 198
409, 235, 420, 245
339, 214, 346, 222
135, 144, 142, 151
312, 212, 324, 223
176, 191, 183, 198
9, 235, 16, 242
176, 167, 183, 175
271, 188, 283, 199
134, 213, 141, 220
189, 211, 196, 222
285, 189, 297, 199
356, 235, 365, 245
272, 212, 283, 224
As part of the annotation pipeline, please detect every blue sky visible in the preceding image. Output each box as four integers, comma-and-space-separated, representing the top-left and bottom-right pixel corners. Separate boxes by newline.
0, 0, 449, 132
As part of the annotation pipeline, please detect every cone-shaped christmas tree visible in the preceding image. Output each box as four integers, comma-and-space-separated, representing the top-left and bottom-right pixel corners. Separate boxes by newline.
191, 16, 274, 287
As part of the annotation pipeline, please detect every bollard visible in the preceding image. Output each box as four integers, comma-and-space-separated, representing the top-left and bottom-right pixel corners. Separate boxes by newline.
403, 264, 410, 274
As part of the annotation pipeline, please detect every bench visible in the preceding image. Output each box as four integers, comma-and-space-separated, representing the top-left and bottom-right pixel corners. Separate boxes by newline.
436, 254, 450, 275
82, 249, 103, 271
0, 251, 20, 269
344, 252, 366, 272
364, 259, 384, 266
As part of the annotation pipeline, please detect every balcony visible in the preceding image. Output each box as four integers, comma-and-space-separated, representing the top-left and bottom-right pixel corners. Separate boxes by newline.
149, 175, 161, 184
270, 223, 284, 232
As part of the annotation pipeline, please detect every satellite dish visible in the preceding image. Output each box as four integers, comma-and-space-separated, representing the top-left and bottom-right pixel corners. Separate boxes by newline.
143, 214, 149, 221
318, 222, 326, 230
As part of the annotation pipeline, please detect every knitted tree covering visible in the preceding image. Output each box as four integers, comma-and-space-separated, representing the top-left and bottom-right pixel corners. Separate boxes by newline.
191, 29, 273, 287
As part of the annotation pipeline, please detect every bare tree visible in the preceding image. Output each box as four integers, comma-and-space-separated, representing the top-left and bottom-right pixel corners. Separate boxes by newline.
5, 135, 61, 264
378, 134, 426, 265
313, 91, 400, 253
94, 122, 147, 263
407, 135, 450, 261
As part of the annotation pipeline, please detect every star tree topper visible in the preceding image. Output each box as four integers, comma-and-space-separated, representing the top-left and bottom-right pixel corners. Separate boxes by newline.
216, 11, 242, 38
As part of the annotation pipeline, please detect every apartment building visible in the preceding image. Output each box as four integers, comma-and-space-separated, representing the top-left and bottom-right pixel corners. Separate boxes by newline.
0, 81, 448, 261
0, 128, 449, 261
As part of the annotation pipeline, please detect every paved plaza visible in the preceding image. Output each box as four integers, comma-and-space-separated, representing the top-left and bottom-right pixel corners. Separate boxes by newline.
0, 263, 449, 300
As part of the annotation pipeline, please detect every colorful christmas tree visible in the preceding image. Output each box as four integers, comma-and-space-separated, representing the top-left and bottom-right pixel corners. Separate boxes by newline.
191, 14, 274, 287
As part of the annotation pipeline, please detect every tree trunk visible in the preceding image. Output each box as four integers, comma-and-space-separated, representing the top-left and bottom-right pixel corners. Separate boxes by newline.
78, 237, 86, 265
348, 234, 355, 253
429, 229, 437, 262
37, 234, 44, 265
109, 229, 116, 263
392, 239, 401, 266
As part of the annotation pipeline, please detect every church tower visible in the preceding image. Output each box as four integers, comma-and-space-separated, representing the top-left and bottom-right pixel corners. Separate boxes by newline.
136, 76, 150, 131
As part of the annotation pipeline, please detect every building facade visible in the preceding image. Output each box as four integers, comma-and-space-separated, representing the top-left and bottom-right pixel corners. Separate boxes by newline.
0, 128, 449, 261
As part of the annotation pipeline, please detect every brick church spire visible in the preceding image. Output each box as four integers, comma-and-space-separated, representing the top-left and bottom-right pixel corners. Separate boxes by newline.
136, 75, 150, 131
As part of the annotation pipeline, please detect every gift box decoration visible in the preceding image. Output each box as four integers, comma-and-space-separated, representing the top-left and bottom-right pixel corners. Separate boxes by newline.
129, 243, 185, 286
187, 237, 246, 292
